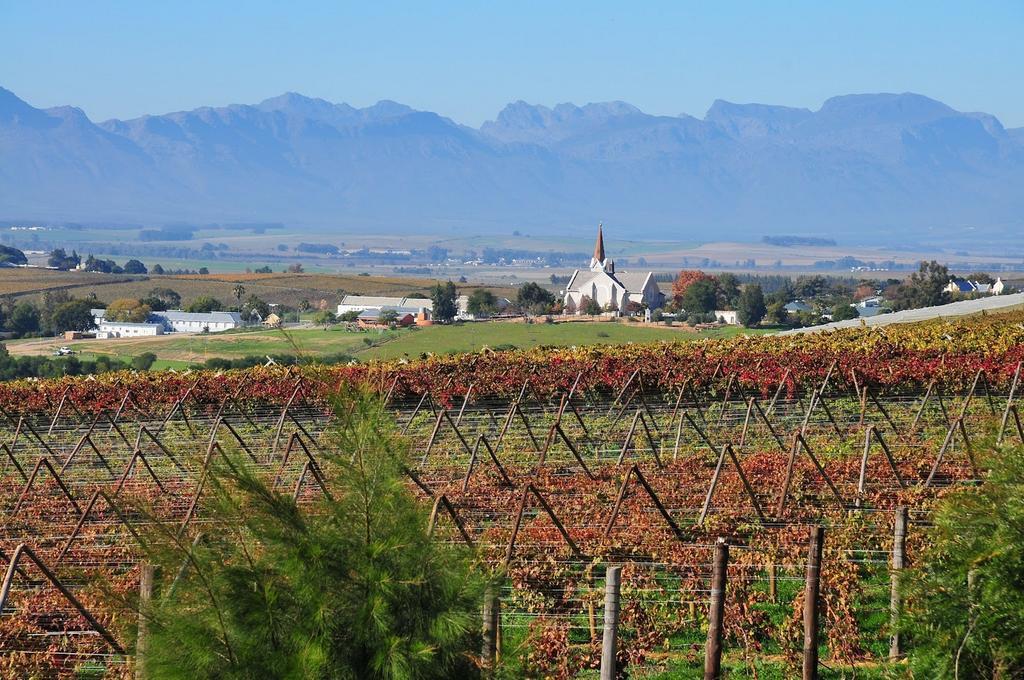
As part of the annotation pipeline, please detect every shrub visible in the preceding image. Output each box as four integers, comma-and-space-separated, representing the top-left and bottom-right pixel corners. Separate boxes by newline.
128, 388, 486, 679
131, 352, 157, 371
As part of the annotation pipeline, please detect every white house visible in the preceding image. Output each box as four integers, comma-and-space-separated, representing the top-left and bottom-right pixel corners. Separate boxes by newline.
943, 277, 1006, 296
563, 225, 665, 314
91, 309, 243, 334
160, 311, 243, 333
96, 321, 163, 339
337, 296, 432, 315
338, 294, 505, 321
714, 310, 739, 325
855, 296, 887, 317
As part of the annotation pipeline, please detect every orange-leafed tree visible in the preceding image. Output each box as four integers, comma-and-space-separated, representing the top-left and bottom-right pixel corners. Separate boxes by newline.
671, 270, 713, 306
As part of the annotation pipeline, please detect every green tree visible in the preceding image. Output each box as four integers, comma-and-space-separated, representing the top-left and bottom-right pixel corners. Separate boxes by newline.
716, 273, 741, 308
312, 310, 337, 329
131, 352, 157, 370
47, 248, 80, 270
891, 260, 950, 311
241, 295, 270, 322
8, 302, 40, 337
141, 287, 181, 312
903, 446, 1024, 678
765, 300, 788, 326
830, 302, 859, 321
581, 296, 602, 315
466, 289, 498, 317
0, 245, 27, 265
123, 259, 148, 274
233, 285, 246, 303
430, 281, 458, 323
680, 278, 717, 315
49, 299, 95, 333
515, 282, 555, 315
185, 296, 224, 313
105, 298, 152, 323
736, 284, 767, 327
151, 264, 165, 275
378, 309, 399, 326
130, 388, 484, 679
338, 310, 361, 322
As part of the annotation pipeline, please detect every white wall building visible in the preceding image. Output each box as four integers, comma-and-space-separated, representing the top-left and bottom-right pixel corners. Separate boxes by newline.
96, 321, 163, 339
337, 296, 432, 316
943, 277, 1006, 296
714, 310, 739, 325
92, 309, 243, 334
563, 225, 665, 313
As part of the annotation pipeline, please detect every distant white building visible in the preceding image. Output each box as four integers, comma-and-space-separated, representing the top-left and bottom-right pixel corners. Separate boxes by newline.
943, 277, 1006, 296
714, 310, 739, 325
337, 294, 505, 321
563, 225, 665, 314
92, 309, 243, 334
337, 296, 432, 315
784, 300, 813, 315
96, 321, 163, 339
855, 296, 887, 317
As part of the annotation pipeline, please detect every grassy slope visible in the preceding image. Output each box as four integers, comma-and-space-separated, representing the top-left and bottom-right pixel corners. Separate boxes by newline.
358, 321, 763, 360
4, 321, 770, 368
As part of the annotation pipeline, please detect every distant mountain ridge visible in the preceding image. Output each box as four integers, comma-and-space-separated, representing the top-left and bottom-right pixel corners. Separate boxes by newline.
1, 87, 1021, 243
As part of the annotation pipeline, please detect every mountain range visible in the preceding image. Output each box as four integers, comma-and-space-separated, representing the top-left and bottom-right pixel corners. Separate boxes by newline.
2, 86, 1022, 243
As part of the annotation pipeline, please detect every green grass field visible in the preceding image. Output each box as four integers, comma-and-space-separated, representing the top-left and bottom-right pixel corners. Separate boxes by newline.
357, 321, 764, 360
5, 320, 771, 369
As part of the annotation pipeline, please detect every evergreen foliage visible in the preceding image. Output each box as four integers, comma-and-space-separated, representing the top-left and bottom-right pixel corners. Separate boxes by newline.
903, 445, 1024, 678
130, 387, 486, 679
736, 284, 766, 327
430, 281, 458, 322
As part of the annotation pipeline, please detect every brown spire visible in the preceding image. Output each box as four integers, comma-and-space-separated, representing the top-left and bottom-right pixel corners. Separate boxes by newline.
593, 223, 605, 263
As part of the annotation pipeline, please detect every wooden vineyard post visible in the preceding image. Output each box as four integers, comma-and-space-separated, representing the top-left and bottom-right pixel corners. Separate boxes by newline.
704, 539, 729, 680
136, 563, 155, 680
997, 361, 1022, 444
481, 583, 500, 676
803, 526, 825, 680
889, 506, 908, 660
600, 565, 621, 680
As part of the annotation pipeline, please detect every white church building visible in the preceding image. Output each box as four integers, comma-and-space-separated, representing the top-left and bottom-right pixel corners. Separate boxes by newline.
563, 225, 665, 314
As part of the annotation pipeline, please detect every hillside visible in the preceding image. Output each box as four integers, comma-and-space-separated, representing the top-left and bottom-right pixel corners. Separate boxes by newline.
2, 87, 1023, 243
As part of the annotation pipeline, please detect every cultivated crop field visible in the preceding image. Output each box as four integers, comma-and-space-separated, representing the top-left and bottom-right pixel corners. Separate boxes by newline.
0, 267, 515, 309
0, 312, 1022, 677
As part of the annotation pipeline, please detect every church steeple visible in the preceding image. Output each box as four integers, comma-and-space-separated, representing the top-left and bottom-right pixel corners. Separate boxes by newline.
593, 223, 605, 264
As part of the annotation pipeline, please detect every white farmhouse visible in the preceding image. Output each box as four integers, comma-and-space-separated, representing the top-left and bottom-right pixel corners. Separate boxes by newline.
563, 225, 664, 314
96, 321, 164, 339
91, 309, 243, 334
337, 296, 432, 316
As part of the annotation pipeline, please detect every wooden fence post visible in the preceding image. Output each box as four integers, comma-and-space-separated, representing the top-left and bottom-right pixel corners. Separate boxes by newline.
600, 565, 622, 680
704, 539, 729, 679
803, 526, 825, 680
135, 563, 155, 679
481, 583, 500, 675
889, 507, 908, 660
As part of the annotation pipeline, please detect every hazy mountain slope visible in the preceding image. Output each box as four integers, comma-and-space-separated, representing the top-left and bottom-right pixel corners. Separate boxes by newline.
1, 87, 1021, 241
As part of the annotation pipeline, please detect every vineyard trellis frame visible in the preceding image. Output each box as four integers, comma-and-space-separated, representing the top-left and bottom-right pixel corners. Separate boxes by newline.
0, 357, 1020, 676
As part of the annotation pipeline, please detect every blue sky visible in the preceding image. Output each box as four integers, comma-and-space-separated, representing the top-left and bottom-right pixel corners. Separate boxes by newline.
3, 1, 1023, 126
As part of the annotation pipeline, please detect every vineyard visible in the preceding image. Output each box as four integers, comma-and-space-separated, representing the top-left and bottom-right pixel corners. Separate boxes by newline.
1, 312, 1024, 677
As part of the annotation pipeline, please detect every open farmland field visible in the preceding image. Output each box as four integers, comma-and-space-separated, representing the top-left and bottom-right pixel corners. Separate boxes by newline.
4, 319, 731, 367
0, 267, 517, 309
0, 312, 1022, 677
354, 319, 760, 360
0, 267, 139, 296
